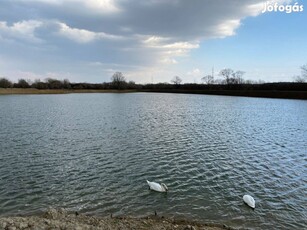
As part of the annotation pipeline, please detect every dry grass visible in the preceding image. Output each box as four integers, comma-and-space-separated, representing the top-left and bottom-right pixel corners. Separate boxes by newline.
0, 88, 137, 95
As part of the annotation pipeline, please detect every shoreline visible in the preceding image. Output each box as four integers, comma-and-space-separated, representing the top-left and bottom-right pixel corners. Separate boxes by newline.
0, 209, 234, 230
0, 88, 137, 95
140, 89, 307, 100
0, 88, 306, 100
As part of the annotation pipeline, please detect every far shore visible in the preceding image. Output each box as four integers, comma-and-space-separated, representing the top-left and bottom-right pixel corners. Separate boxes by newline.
0, 209, 232, 230
0, 88, 137, 95
141, 88, 307, 100
0, 87, 306, 100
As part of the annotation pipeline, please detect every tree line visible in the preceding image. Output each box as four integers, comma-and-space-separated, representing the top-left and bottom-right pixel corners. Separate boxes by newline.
1, 65, 306, 90
0, 74, 138, 90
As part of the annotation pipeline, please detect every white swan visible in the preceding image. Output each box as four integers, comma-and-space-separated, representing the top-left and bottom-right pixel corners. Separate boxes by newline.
147, 180, 168, 192
243, 195, 255, 209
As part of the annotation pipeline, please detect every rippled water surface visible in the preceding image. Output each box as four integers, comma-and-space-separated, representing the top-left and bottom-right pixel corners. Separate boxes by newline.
0, 93, 306, 229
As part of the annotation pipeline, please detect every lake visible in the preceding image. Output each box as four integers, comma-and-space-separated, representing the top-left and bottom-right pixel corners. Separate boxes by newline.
0, 93, 306, 229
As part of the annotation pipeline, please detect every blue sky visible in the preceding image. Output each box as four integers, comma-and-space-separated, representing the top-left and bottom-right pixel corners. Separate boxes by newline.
0, 0, 306, 83
188, 7, 307, 82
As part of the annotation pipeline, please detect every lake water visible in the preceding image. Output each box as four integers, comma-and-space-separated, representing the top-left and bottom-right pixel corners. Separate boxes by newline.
0, 93, 306, 229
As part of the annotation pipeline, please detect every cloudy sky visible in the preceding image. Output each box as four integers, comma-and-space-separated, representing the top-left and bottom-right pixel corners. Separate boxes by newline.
0, 0, 306, 83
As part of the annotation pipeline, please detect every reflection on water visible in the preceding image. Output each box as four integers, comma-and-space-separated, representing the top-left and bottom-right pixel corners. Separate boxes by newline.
0, 93, 306, 229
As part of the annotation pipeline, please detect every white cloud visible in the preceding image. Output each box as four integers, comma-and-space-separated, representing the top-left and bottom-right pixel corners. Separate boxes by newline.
160, 58, 178, 64
57, 22, 96, 43
56, 22, 122, 43
19, 0, 120, 13
162, 42, 199, 50
187, 68, 202, 77
213, 19, 241, 38
142, 36, 170, 46
0, 19, 123, 44
0, 20, 43, 43
141, 35, 199, 65
142, 35, 198, 50
244, 0, 293, 16
18, 0, 62, 4
84, 0, 120, 13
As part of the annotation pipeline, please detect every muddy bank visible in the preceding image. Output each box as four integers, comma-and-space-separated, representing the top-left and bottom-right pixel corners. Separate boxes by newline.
0, 209, 237, 230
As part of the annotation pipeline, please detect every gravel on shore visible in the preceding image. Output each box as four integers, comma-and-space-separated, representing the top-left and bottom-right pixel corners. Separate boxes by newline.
0, 209, 235, 230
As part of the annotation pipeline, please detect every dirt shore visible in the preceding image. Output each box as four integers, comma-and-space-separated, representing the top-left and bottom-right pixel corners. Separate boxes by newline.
0, 209, 236, 230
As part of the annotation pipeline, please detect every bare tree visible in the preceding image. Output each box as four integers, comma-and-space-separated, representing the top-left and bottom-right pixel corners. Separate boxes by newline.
213, 78, 224, 84
111, 72, 127, 89
301, 64, 307, 79
219, 68, 234, 84
293, 64, 307, 82
171, 76, 182, 85
219, 69, 246, 84
293, 75, 305, 83
201, 75, 214, 84
232, 71, 245, 84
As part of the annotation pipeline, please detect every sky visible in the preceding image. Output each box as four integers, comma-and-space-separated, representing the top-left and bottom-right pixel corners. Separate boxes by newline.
0, 0, 306, 83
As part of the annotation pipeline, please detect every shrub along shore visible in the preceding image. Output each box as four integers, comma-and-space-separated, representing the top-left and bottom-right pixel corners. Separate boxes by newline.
1, 73, 306, 99
140, 88, 307, 100
0, 86, 306, 100
0, 88, 137, 94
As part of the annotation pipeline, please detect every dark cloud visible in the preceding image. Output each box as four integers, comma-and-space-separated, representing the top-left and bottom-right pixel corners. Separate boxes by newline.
1, 0, 267, 38
0, 0, 279, 82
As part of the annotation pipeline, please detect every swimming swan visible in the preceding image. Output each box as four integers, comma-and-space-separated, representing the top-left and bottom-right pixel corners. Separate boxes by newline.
243, 195, 255, 209
147, 180, 168, 192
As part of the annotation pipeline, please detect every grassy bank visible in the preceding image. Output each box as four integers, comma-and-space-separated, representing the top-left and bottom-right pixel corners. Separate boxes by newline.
0, 209, 230, 230
0, 88, 137, 95
1, 87, 306, 100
